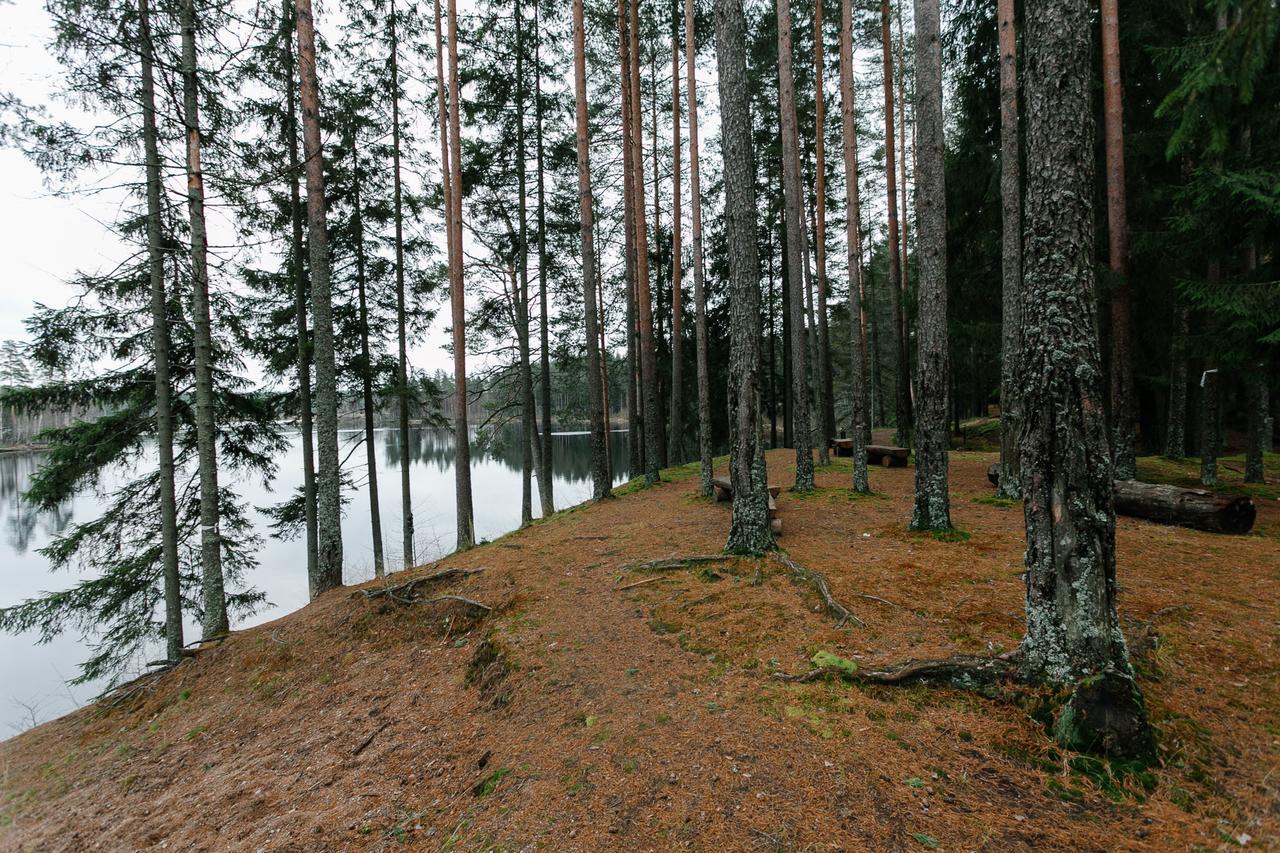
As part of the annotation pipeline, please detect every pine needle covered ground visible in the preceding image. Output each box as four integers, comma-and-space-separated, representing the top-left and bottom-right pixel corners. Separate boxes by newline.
1, 450, 1276, 849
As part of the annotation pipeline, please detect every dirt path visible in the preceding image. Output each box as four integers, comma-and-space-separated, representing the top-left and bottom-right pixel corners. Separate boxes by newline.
2, 450, 1277, 850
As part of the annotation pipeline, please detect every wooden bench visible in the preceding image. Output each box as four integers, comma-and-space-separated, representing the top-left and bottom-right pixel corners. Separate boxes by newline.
710, 477, 783, 536
866, 445, 909, 467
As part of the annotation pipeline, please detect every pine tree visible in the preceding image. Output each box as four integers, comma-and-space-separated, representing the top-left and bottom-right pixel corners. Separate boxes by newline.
684, 0, 713, 498
840, 0, 870, 495
908, 0, 950, 532
776, 0, 814, 493
1019, 0, 1151, 756
881, 0, 912, 446
294, 0, 344, 593
716, 0, 774, 555
996, 0, 1023, 498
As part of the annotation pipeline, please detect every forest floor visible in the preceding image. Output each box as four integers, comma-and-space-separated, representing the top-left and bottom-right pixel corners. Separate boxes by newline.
1, 449, 1277, 850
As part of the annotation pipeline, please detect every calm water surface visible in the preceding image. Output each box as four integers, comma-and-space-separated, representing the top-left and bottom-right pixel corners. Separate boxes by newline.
0, 427, 630, 735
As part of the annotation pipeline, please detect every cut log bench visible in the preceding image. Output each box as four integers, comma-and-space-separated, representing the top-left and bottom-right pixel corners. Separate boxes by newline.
986, 463, 1256, 535
830, 440, 910, 467
710, 477, 783, 536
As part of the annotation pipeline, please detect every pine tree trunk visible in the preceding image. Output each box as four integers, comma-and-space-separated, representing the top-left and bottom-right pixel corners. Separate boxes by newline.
814, 2, 835, 464
533, 1, 555, 516
896, 0, 911, 311
908, 0, 951, 531
180, 0, 228, 636
1246, 369, 1268, 483
436, 0, 475, 547
683, 0, 712, 497
139, 0, 183, 661
881, 0, 912, 447
295, 0, 343, 594
388, 0, 415, 567
1020, 0, 1151, 757
715, 0, 774, 555
840, 0, 870, 494
573, 0, 613, 501
351, 153, 386, 578
629, 0, 661, 485
996, 0, 1023, 499
1101, 0, 1136, 479
619, 0, 643, 479
667, 14, 685, 467
282, 0, 318, 579
776, 0, 814, 493
1164, 303, 1188, 457
650, 44, 670, 472
516, 0, 535, 528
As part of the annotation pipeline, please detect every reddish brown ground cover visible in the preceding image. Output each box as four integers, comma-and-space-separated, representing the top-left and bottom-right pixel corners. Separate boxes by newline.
1, 450, 1276, 850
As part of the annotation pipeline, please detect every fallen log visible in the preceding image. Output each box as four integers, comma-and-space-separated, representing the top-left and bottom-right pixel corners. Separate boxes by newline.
987, 465, 1256, 534
1113, 479, 1256, 535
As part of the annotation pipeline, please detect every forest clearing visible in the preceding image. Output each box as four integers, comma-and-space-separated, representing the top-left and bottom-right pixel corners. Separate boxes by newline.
0, 0, 1276, 845
1, 449, 1277, 849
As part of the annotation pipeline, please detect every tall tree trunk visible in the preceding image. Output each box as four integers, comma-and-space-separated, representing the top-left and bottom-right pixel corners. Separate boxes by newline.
619, 0, 643, 478
533, 1, 554, 515
180, 0, 228, 636
1164, 303, 1188, 457
715, 0, 774, 555
1245, 367, 1267, 483
437, 0, 475, 547
684, 0, 712, 496
814, 1, 835, 463
896, 0, 911, 308
388, 0, 415, 567
909, 0, 951, 531
295, 0, 343, 595
516, 0, 535, 528
840, 0, 870, 494
776, 0, 814, 492
767, 223, 779, 448
1101, 0, 1136, 478
881, 0, 912, 447
667, 7, 685, 467
630, 0, 661, 485
573, 0, 612, 500
282, 0, 318, 580
1020, 0, 1151, 756
996, 0, 1022, 498
351, 149, 386, 578
139, 0, 182, 661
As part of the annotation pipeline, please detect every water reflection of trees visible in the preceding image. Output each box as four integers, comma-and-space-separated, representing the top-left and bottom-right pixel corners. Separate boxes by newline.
381, 427, 631, 485
0, 453, 74, 554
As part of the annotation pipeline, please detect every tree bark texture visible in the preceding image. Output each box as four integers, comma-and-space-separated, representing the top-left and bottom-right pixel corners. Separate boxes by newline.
840, 0, 870, 494
574, 0, 613, 500
776, 0, 814, 492
685, 0, 713, 498
140, 0, 183, 660
715, 0, 774, 555
996, 0, 1023, 499
1163, 303, 1189, 457
351, 156, 386, 577
908, 0, 950, 531
533, 2, 554, 516
388, 0, 415, 566
181, 0, 228, 635
813, 0, 835, 463
296, 0, 343, 595
629, 0, 661, 485
667, 16, 685, 467
881, 0, 912, 447
1101, 0, 1136, 479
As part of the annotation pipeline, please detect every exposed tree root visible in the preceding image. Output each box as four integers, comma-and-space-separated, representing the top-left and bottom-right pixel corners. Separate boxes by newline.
773, 655, 1015, 688
361, 567, 485, 602
770, 553, 864, 628
614, 575, 671, 592
404, 594, 492, 613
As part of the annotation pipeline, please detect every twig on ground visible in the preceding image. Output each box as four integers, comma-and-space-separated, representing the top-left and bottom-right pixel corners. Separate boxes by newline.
1152, 603, 1192, 619
771, 553, 865, 628
615, 575, 671, 592
352, 720, 391, 756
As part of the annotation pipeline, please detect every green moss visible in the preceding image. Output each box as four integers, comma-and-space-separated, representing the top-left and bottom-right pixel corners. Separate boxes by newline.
811, 650, 858, 676
472, 768, 511, 797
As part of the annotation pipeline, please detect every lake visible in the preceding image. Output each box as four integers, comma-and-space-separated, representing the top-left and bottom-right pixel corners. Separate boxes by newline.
0, 427, 630, 736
